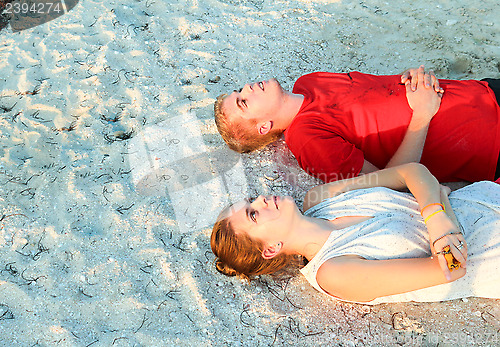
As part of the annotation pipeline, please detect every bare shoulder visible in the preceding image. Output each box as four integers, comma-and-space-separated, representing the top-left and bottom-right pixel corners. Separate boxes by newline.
316, 255, 364, 297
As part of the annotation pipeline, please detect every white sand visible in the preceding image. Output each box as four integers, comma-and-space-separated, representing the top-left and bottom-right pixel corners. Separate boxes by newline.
0, 0, 499, 345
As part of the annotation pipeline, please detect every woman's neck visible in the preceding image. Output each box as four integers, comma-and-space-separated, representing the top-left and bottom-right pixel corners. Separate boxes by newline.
286, 215, 335, 261
286, 215, 373, 261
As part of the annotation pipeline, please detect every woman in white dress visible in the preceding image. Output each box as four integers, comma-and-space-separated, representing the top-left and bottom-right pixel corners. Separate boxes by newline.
210, 163, 500, 304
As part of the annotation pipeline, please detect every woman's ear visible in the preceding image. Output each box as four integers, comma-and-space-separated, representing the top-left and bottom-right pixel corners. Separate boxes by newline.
261, 242, 282, 259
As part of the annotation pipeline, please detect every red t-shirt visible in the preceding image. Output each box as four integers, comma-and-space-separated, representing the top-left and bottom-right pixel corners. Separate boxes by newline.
286, 72, 500, 182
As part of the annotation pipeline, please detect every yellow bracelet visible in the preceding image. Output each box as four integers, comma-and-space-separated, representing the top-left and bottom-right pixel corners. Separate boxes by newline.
424, 209, 445, 223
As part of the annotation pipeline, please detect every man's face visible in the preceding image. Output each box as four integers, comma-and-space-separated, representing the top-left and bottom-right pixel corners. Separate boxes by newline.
222, 78, 285, 131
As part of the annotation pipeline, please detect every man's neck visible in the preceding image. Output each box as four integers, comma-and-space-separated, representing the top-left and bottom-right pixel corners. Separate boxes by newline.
275, 92, 304, 130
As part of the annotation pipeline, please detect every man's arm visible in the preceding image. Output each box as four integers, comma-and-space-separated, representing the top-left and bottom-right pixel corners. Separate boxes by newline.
385, 66, 443, 168
384, 112, 432, 168
359, 159, 379, 174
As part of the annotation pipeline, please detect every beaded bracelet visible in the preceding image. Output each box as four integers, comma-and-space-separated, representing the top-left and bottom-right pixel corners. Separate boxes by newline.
420, 202, 445, 217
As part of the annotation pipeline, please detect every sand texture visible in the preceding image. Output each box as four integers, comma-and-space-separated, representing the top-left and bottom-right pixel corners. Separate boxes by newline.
0, 0, 499, 345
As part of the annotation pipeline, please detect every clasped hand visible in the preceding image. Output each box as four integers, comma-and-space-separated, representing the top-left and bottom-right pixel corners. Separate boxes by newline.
402, 65, 444, 123
426, 208, 468, 281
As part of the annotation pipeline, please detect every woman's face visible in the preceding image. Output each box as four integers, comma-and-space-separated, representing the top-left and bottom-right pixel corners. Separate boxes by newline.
224, 195, 299, 245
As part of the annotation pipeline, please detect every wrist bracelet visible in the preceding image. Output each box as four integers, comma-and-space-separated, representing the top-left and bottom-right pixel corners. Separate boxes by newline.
421, 202, 445, 217
424, 209, 445, 223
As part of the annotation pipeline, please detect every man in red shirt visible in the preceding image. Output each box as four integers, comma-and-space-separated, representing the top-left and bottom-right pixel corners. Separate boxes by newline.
214, 66, 500, 183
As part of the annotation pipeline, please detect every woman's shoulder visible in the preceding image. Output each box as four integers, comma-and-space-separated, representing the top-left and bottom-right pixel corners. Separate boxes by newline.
316, 255, 365, 299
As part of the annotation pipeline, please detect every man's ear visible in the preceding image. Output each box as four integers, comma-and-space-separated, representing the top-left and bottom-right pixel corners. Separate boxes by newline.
258, 121, 272, 135
261, 242, 282, 259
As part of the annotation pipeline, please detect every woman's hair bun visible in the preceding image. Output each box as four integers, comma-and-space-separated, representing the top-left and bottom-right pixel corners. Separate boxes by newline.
215, 259, 238, 277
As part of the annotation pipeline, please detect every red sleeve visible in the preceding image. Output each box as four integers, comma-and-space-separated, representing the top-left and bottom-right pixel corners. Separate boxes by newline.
292, 135, 365, 182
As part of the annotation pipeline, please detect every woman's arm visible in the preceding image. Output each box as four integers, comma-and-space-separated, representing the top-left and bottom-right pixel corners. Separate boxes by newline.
317, 254, 466, 303
303, 163, 467, 279
437, 185, 468, 261
304, 162, 439, 211
440, 185, 460, 228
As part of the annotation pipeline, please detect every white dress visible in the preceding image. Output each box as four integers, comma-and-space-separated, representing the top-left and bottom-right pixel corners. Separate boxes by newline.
300, 181, 500, 304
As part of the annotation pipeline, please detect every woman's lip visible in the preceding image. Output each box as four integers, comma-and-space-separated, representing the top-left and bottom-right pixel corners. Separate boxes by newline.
274, 196, 279, 208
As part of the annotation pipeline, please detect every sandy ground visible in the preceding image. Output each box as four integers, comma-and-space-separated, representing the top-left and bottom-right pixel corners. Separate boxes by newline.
0, 0, 499, 346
